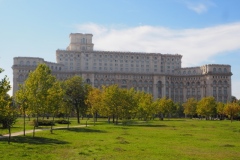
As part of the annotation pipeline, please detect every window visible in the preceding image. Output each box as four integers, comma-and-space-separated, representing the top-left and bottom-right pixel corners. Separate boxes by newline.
224, 68, 227, 73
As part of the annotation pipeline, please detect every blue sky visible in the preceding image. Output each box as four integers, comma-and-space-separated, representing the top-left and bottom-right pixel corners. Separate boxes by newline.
0, 0, 240, 98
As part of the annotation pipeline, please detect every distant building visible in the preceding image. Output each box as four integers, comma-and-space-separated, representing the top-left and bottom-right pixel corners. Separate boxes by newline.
12, 33, 232, 103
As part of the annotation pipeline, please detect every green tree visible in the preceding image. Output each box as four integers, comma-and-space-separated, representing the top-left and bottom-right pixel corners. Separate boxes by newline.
0, 68, 18, 144
15, 84, 29, 136
155, 97, 175, 120
216, 102, 225, 120
64, 76, 89, 124
135, 91, 154, 121
101, 85, 122, 124
183, 98, 197, 118
15, 64, 56, 137
46, 81, 64, 133
86, 87, 102, 125
224, 102, 240, 123
196, 97, 217, 120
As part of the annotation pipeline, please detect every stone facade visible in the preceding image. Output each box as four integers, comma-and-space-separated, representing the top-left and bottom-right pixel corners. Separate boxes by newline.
12, 33, 232, 103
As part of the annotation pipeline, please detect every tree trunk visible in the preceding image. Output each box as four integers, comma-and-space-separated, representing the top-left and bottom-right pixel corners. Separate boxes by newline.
93, 113, 95, 126
23, 108, 26, 136
112, 115, 115, 123
108, 117, 110, 123
8, 124, 11, 144
67, 114, 70, 129
51, 116, 54, 134
76, 105, 80, 124
95, 112, 98, 122
33, 125, 36, 138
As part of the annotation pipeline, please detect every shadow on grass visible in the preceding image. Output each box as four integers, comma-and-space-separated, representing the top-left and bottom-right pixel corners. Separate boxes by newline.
0, 136, 69, 145
56, 127, 107, 133
127, 124, 168, 128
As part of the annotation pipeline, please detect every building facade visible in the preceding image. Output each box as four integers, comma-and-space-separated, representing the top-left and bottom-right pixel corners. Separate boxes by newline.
12, 33, 232, 103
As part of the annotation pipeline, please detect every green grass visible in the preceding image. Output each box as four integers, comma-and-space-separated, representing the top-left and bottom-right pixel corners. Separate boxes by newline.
1, 118, 240, 160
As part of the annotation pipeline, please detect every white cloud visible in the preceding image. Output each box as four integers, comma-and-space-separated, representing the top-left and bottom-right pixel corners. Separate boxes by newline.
75, 22, 240, 67
182, 0, 216, 14
187, 3, 208, 14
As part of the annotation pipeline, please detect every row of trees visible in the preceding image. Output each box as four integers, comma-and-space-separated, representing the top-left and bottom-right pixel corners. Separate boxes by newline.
183, 97, 240, 122
14, 64, 240, 128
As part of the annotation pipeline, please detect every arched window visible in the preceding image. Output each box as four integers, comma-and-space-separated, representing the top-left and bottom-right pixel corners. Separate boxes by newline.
188, 71, 191, 74
213, 80, 217, 85
213, 68, 216, 72
111, 80, 115, 84
224, 80, 227, 85
157, 81, 162, 87
180, 82, 183, 87
218, 68, 222, 72
26, 61, 30, 65
18, 74, 24, 81
122, 80, 127, 84
218, 80, 222, 85
86, 79, 91, 84
20, 61, 24, 65
224, 68, 227, 73
33, 61, 36, 66
197, 81, 200, 86
94, 79, 98, 84
133, 80, 137, 85
175, 82, 179, 88
100, 79, 104, 84
144, 81, 148, 85
149, 81, 153, 85
166, 81, 169, 87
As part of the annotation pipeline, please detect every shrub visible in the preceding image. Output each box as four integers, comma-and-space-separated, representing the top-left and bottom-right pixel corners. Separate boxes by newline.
55, 119, 71, 124
33, 119, 55, 126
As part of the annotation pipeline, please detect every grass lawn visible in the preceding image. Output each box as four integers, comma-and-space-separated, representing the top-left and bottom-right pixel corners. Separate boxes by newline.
0, 118, 240, 160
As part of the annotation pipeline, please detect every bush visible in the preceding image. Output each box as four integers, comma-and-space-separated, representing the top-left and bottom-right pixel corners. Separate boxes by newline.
33, 119, 55, 126
55, 119, 71, 124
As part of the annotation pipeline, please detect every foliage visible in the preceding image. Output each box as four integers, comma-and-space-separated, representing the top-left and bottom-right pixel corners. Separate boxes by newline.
224, 102, 240, 122
196, 97, 217, 119
183, 98, 197, 118
63, 76, 89, 124
0, 68, 18, 129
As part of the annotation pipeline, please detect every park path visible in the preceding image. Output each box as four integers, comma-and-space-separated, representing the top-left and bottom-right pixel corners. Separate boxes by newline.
0, 125, 88, 139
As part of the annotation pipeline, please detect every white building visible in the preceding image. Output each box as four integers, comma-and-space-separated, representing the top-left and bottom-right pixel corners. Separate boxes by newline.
12, 33, 232, 103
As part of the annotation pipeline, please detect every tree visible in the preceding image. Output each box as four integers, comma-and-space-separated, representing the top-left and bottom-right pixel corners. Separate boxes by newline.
135, 91, 154, 121
183, 98, 197, 118
15, 84, 29, 136
216, 102, 225, 120
175, 102, 184, 118
86, 87, 102, 125
46, 81, 64, 133
155, 97, 175, 120
101, 85, 122, 124
196, 97, 217, 120
224, 102, 240, 123
0, 68, 18, 144
64, 76, 89, 124
15, 64, 56, 137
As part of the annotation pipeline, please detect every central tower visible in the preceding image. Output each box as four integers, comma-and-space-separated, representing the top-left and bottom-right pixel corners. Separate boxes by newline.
67, 33, 94, 51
